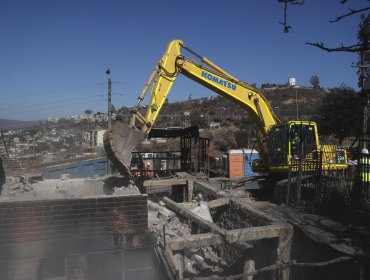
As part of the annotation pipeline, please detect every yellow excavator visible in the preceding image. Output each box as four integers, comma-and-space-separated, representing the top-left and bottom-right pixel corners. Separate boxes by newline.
104, 39, 347, 178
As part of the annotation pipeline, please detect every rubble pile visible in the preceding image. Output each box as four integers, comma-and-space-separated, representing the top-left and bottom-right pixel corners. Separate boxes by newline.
184, 246, 225, 276
0, 175, 140, 201
148, 199, 254, 277
211, 200, 270, 230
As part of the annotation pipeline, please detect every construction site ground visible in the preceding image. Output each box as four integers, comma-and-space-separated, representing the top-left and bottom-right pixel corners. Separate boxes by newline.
1, 173, 369, 279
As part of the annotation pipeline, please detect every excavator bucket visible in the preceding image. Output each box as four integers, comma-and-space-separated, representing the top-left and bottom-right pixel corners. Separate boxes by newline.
103, 122, 145, 177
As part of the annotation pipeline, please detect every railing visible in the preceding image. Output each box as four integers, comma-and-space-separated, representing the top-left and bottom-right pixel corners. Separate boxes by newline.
131, 151, 182, 178
287, 147, 359, 223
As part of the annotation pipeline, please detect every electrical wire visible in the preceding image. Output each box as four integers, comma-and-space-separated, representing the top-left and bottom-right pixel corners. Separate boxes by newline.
0, 95, 101, 113
0, 82, 106, 101
0, 97, 107, 118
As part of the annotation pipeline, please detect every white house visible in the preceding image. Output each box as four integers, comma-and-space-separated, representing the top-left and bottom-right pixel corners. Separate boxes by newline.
90, 130, 106, 147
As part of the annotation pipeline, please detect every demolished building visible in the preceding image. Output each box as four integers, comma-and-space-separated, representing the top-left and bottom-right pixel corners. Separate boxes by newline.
0, 170, 369, 280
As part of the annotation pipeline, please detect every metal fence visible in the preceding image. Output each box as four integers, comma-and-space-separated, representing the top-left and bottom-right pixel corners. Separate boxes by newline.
286, 146, 363, 223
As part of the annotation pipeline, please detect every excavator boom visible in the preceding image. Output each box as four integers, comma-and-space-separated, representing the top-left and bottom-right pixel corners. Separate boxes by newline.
104, 40, 281, 176
104, 39, 280, 176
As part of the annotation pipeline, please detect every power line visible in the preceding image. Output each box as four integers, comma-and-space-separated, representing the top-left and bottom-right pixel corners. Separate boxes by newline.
0, 97, 108, 118
0, 82, 105, 101
0, 95, 102, 113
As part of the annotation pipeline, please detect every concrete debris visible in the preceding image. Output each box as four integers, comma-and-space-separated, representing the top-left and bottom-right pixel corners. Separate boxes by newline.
148, 200, 176, 219
0, 175, 140, 201
148, 199, 249, 277
192, 254, 213, 274
183, 246, 227, 275
184, 257, 199, 275
163, 197, 226, 236
60, 173, 70, 180
112, 184, 139, 195
242, 260, 255, 280
203, 246, 221, 264
191, 201, 213, 223
166, 217, 191, 238
8, 184, 21, 191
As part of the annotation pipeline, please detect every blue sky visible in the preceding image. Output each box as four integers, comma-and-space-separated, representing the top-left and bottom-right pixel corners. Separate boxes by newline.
0, 0, 367, 121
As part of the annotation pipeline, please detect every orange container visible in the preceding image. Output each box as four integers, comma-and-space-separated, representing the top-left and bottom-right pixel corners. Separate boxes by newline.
228, 150, 244, 178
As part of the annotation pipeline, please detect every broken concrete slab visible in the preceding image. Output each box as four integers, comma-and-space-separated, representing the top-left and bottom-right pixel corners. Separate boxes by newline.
191, 201, 213, 223
163, 197, 226, 237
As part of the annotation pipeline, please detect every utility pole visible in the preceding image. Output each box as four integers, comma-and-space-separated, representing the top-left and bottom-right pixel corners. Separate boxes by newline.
106, 68, 112, 129
360, 51, 369, 138
106, 69, 112, 174
352, 50, 370, 141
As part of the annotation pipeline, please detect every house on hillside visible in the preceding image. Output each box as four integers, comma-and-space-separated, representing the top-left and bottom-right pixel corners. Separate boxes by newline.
90, 129, 106, 147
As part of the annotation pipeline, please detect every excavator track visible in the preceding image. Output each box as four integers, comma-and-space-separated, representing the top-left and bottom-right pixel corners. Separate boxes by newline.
104, 122, 145, 177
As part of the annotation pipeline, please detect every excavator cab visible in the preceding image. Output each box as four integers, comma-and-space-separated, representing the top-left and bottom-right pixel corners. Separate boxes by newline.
266, 121, 319, 172
288, 123, 318, 161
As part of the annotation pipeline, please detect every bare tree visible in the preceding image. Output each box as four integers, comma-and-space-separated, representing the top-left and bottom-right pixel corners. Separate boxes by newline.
306, 15, 370, 137
278, 0, 370, 33
278, 0, 305, 33
329, 6, 370, 23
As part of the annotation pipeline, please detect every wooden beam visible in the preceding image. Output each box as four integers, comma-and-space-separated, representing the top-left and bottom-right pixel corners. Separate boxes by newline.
225, 224, 283, 243
167, 233, 224, 250
144, 178, 187, 187
276, 226, 293, 280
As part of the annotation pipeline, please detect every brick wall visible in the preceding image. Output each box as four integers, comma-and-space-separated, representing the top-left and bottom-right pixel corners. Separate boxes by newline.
0, 249, 161, 280
8, 259, 40, 280
0, 194, 149, 257
66, 255, 87, 280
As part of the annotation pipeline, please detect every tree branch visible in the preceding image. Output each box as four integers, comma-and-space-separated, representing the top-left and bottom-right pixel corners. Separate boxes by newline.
330, 6, 370, 23
278, 0, 305, 33
305, 42, 364, 52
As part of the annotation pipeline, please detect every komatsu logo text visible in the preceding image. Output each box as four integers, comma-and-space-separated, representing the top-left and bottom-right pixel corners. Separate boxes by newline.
201, 71, 236, 91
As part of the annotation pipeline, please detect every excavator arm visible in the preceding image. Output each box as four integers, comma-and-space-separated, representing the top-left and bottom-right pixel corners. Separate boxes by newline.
104, 39, 280, 176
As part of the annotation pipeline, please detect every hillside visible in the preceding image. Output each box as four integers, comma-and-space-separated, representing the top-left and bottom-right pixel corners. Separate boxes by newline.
262, 87, 327, 121
154, 86, 326, 126
0, 119, 41, 130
